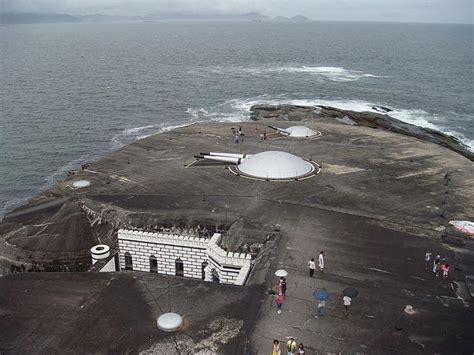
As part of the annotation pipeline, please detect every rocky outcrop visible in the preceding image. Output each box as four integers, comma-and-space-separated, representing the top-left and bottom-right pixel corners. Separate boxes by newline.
250, 104, 473, 161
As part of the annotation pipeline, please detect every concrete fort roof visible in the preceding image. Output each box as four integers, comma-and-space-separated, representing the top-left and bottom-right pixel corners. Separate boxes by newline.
0, 108, 473, 353
236, 150, 315, 179
0, 272, 262, 353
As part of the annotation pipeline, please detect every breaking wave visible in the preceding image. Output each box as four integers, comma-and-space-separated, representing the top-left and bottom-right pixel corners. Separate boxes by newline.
245, 66, 389, 82
193, 66, 389, 82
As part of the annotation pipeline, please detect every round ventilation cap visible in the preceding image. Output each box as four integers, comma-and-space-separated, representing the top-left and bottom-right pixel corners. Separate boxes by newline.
90, 245, 111, 259
157, 313, 183, 332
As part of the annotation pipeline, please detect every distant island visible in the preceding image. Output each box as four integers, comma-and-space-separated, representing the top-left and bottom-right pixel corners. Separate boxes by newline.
0, 12, 79, 25
273, 15, 310, 21
0, 12, 311, 25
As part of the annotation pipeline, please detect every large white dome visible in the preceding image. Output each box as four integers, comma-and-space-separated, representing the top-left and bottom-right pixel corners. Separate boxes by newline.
237, 151, 314, 179
285, 126, 318, 137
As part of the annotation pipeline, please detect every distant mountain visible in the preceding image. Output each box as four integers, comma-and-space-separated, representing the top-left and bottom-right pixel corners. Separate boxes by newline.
273, 16, 290, 21
144, 12, 269, 21
273, 15, 310, 22
0, 12, 79, 25
290, 15, 310, 21
77, 14, 144, 22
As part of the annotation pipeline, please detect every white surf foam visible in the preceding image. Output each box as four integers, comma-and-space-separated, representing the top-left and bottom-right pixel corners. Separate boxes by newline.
240, 66, 389, 82
185, 108, 209, 120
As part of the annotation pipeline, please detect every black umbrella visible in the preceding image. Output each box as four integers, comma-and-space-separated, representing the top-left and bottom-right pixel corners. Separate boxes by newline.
343, 287, 359, 298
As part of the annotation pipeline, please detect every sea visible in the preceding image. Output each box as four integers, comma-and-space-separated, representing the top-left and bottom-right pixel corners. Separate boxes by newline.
0, 21, 473, 216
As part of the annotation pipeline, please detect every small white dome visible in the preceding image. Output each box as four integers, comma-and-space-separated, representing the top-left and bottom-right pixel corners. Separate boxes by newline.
72, 180, 91, 188
237, 151, 314, 180
286, 126, 318, 137
157, 313, 183, 332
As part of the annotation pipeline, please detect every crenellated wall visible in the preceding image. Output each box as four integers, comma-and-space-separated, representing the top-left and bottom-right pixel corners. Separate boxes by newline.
117, 229, 252, 285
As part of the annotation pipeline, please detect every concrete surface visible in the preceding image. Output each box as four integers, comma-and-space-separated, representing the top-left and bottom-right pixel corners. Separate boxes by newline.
0, 116, 473, 353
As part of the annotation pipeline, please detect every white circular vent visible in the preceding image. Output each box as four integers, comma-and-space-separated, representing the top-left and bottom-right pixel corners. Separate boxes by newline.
157, 313, 183, 332
91, 245, 110, 260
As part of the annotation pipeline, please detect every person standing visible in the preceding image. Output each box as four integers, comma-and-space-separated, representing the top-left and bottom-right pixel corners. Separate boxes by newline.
343, 295, 351, 316
308, 258, 316, 277
442, 263, 450, 278
433, 259, 442, 277
298, 343, 305, 354
424, 251, 432, 269
272, 339, 281, 355
286, 337, 297, 355
276, 293, 283, 314
317, 300, 326, 316
318, 251, 325, 273
281, 278, 287, 298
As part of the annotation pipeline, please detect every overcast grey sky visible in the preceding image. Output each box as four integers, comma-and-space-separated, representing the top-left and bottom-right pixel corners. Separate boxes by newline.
1, 0, 472, 24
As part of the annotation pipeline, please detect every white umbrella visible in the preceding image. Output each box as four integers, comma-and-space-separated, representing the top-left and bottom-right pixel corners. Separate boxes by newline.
274, 269, 288, 277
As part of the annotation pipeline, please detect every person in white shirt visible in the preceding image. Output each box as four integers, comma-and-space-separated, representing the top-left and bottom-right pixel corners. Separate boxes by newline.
424, 251, 432, 269
307, 258, 315, 277
343, 295, 351, 316
318, 251, 325, 272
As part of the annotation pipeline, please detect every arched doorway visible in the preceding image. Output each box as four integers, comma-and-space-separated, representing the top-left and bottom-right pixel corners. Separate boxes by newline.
149, 255, 158, 273
175, 258, 184, 277
201, 261, 208, 280
211, 268, 220, 283
124, 252, 133, 270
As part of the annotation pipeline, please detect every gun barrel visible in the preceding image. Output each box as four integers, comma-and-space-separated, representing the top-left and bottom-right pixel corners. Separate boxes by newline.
202, 155, 241, 164
208, 152, 251, 159
268, 126, 289, 135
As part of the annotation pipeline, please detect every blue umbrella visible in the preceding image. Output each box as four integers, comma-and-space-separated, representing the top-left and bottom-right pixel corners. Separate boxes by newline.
313, 289, 330, 301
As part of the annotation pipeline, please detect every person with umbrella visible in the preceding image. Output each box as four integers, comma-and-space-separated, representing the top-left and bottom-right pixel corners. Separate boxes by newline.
313, 289, 330, 317
274, 269, 288, 295
343, 295, 351, 316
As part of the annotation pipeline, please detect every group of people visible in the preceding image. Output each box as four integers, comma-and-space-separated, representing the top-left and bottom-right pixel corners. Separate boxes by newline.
272, 338, 304, 355
425, 251, 450, 278
307, 251, 324, 276
232, 126, 270, 143
231, 126, 246, 144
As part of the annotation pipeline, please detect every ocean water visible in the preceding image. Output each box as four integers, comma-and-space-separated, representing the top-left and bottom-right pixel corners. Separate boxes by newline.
0, 21, 473, 216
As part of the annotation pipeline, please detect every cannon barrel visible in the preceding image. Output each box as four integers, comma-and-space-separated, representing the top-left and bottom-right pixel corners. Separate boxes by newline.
201, 155, 241, 164
204, 152, 251, 159
268, 125, 289, 135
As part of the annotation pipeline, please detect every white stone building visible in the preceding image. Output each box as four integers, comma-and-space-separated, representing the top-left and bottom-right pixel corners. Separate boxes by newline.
117, 229, 252, 286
